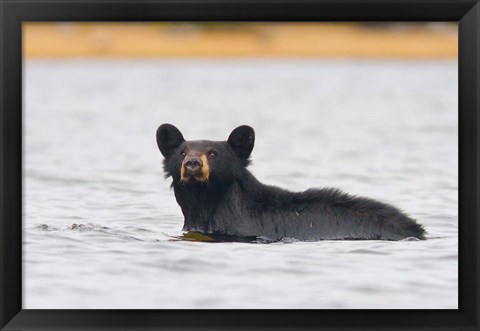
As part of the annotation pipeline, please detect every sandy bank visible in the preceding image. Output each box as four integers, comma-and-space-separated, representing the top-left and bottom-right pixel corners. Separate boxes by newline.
24, 23, 457, 59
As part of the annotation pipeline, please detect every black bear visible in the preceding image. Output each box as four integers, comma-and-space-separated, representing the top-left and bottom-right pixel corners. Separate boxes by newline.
156, 124, 426, 242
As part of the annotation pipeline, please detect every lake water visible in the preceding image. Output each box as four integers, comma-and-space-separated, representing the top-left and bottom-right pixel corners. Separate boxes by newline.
23, 59, 458, 309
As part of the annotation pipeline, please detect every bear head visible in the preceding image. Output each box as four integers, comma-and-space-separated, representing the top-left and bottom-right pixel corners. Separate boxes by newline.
156, 124, 255, 185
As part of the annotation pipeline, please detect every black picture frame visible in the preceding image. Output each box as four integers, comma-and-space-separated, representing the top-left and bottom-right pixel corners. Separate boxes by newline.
1, 0, 478, 330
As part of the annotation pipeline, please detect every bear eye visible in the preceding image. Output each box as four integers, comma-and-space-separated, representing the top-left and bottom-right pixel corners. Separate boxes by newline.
208, 150, 217, 158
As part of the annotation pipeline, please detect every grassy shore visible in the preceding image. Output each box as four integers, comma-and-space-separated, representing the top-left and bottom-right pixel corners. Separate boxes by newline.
24, 23, 457, 59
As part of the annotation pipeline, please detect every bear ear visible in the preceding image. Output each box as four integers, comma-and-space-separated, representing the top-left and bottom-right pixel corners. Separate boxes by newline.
156, 124, 185, 157
227, 125, 255, 159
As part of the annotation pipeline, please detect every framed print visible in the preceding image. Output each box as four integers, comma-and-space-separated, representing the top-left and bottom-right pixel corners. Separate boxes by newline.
1, 0, 479, 330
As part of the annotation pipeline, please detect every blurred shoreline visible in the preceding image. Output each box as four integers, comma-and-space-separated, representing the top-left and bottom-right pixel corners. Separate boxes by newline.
24, 23, 457, 59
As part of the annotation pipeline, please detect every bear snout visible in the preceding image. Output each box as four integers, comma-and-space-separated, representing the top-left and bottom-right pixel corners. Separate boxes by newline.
184, 156, 202, 174
181, 154, 210, 182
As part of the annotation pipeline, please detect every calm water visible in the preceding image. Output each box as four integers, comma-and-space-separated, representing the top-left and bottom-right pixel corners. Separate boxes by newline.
24, 59, 458, 309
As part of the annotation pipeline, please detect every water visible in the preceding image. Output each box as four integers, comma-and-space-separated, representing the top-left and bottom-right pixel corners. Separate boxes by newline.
24, 59, 458, 309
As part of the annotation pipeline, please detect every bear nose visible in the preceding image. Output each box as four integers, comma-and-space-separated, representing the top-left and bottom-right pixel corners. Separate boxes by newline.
184, 156, 202, 172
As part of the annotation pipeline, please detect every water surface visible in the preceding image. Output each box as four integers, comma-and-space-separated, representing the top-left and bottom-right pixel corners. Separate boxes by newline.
24, 59, 457, 308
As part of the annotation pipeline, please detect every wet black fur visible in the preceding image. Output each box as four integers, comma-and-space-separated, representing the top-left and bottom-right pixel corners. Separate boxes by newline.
157, 124, 426, 241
